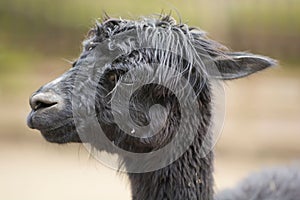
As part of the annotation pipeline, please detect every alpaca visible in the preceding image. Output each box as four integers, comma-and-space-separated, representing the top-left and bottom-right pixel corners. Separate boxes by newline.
215, 165, 300, 200
27, 15, 299, 200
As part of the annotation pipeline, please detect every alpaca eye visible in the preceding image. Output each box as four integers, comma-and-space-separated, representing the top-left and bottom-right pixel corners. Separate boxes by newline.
108, 73, 117, 83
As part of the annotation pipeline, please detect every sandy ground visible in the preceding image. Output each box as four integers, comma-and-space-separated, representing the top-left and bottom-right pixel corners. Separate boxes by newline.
0, 66, 299, 200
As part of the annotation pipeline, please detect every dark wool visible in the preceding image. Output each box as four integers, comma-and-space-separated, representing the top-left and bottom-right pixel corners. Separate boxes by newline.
27, 15, 299, 200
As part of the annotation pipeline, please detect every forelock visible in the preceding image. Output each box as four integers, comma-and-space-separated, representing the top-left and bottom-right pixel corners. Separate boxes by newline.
84, 14, 230, 86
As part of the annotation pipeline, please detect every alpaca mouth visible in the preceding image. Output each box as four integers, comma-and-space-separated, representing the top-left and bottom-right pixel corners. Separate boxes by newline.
40, 118, 74, 132
27, 110, 72, 130
39, 120, 81, 143
27, 111, 81, 143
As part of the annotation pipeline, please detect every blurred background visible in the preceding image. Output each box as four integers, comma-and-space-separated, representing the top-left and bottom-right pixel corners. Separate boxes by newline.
0, 0, 299, 199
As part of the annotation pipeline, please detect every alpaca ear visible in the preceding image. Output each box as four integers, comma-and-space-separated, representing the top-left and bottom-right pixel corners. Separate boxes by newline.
211, 52, 277, 80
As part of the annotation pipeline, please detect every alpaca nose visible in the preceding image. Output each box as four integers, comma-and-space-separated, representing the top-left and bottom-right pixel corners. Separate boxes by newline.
29, 91, 62, 111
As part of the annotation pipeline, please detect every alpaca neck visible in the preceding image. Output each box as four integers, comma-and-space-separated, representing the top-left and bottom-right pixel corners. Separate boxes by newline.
126, 84, 214, 200
127, 135, 214, 200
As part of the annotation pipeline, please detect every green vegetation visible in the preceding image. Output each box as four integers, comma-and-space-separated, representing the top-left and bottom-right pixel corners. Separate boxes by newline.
0, 0, 299, 75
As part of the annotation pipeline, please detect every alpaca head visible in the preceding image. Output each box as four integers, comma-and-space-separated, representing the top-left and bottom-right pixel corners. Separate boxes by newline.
27, 16, 275, 172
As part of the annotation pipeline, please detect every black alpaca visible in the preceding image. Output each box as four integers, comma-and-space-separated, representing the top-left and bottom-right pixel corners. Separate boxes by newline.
27, 15, 299, 200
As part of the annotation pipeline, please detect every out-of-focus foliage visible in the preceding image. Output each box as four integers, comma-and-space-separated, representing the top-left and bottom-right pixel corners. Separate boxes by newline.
0, 0, 299, 74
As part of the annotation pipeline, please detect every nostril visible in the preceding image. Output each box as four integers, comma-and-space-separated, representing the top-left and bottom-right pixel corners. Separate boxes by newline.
33, 100, 57, 111
29, 92, 61, 111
